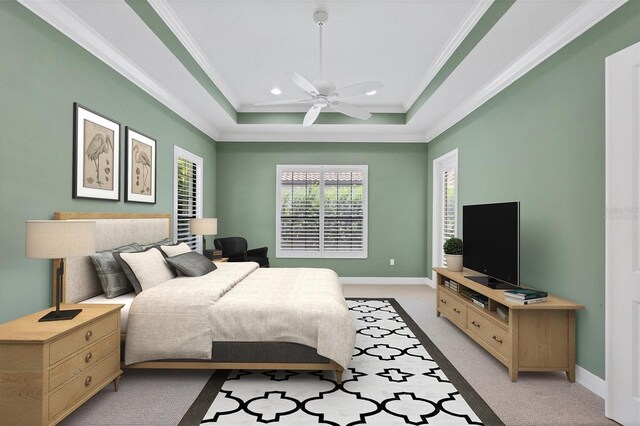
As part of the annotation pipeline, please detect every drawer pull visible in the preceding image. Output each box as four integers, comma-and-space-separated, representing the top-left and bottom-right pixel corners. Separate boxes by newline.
492, 335, 503, 344
85, 352, 93, 363
440, 299, 447, 305
85, 331, 93, 341
471, 321, 480, 328
453, 308, 461, 314
85, 376, 92, 387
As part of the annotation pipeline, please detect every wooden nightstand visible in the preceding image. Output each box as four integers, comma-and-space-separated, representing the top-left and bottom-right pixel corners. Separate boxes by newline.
0, 304, 123, 425
213, 257, 229, 263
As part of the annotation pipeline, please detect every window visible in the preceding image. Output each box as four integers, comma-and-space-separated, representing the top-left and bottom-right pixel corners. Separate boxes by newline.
276, 165, 368, 258
173, 147, 203, 251
432, 149, 458, 272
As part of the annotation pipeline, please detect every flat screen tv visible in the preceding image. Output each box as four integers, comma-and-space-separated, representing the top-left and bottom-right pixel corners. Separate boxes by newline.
463, 201, 520, 289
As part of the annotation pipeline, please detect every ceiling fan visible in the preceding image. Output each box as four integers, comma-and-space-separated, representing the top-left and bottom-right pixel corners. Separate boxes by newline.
255, 10, 383, 127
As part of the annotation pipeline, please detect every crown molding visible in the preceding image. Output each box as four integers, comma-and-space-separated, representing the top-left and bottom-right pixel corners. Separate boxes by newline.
148, 0, 240, 110
424, 0, 627, 142
403, 0, 494, 110
238, 104, 407, 114
17, 0, 221, 140
217, 131, 427, 143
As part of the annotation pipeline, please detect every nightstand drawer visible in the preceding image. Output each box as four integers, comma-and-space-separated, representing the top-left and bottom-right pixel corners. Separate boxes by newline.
49, 331, 119, 391
49, 313, 118, 365
48, 350, 119, 420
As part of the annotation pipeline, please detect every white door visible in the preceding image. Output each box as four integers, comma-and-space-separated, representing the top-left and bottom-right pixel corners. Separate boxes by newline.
605, 41, 640, 426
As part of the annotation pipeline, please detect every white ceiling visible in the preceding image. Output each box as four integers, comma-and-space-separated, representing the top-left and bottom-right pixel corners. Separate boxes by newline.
20, 0, 627, 142
161, 0, 482, 112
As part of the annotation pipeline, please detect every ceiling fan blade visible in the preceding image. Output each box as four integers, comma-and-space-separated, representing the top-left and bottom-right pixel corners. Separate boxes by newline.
290, 72, 319, 95
332, 81, 383, 99
329, 102, 371, 120
254, 99, 311, 106
303, 105, 323, 127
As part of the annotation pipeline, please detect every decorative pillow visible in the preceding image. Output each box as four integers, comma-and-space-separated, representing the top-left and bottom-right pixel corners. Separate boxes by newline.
138, 238, 173, 250
90, 243, 142, 299
159, 242, 192, 257
114, 247, 176, 293
165, 252, 217, 277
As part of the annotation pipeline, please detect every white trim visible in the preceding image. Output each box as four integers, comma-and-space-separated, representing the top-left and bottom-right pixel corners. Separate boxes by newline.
432, 149, 459, 281
403, 0, 494, 110
576, 365, 607, 400
17, 0, 221, 141
424, 0, 627, 143
340, 277, 431, 286
148, 0, 240, 109
218, 131, 427, 143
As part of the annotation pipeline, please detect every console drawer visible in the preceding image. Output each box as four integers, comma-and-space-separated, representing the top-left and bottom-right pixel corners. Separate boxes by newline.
467, 309, 510, 359
49, 332, 119, 391
438, 291, 467, 327
49, 313, 118, 365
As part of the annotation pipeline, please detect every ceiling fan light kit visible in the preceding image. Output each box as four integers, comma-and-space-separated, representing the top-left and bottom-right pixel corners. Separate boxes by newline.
255, 10, 383, 126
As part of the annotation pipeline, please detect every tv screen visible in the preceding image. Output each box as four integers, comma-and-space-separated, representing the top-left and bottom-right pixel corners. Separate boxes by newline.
463, 202, 519, 288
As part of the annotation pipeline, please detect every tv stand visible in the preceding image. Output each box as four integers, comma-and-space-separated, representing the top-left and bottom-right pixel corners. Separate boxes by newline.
434, 267, 584, 382
465, 275, 518, 290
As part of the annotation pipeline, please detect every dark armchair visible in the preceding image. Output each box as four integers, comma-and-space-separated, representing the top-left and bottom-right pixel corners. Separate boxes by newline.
213, 237, 269, 267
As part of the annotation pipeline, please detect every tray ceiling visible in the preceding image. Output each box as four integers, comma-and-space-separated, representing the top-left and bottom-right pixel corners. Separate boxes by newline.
20, 0, 627, 142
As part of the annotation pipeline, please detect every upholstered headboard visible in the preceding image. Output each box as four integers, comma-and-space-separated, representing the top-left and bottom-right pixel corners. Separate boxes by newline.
54, 212, 171, 303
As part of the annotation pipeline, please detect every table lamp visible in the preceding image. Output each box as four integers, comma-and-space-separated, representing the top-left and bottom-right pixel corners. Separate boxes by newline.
190, 218, 217, 256
25, 220, 96, 322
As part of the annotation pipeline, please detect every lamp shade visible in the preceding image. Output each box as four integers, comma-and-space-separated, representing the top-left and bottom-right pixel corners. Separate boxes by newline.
25, 220, 96, 259
190, 218, 218, 235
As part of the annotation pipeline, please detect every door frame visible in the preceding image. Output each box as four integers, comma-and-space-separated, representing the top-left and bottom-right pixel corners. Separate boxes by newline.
432, 148, 459, 282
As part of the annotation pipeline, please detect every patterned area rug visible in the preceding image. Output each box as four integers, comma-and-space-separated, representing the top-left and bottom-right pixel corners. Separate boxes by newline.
180, 299, 502, 425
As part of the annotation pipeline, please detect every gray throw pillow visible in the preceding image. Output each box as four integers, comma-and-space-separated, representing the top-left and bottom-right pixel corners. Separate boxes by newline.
138, 238, 173, 250
90, 243, 142, 299
165, 252, 217, 277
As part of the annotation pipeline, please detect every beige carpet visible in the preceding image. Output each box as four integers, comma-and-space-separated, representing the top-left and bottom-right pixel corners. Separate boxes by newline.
342, 284, 615, 426
62, 284, 613, 425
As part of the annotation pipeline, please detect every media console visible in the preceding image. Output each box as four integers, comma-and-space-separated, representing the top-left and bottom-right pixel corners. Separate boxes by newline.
434, 267, 585, 382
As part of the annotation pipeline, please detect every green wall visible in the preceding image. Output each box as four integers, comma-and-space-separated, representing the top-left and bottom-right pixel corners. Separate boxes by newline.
426, 1, 640, 379
216, 142, 428, 277
0, 2, 216, 323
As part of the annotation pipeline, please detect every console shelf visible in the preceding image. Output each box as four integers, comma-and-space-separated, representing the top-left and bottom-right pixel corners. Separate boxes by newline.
434, 267, 584, 382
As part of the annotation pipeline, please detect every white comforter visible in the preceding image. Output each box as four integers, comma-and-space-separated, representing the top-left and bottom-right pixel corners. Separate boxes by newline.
124, 263, 355, 370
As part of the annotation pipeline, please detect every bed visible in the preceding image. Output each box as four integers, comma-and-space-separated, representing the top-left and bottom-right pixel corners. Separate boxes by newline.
53, 212, 355, 383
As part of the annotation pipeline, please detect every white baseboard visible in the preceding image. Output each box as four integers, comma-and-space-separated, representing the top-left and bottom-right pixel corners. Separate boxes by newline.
340, 277, 431, 285
576, 364, 607, 400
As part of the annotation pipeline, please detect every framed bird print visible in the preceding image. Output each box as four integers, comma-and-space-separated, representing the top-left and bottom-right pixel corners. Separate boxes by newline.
125, 127, 156, 204
73, 103, 120, 200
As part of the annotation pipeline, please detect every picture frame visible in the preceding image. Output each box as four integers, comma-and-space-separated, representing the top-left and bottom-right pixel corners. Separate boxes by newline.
125, 127, 157, 204
73, 103, 121, 200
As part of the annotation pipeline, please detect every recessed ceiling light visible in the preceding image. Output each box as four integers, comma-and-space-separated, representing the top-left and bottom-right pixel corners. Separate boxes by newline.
271, 88, 282, 95
366, 90, 377, 96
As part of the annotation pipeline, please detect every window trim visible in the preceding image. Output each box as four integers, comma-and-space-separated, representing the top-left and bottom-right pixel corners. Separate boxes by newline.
432, 149, 458, 280
173, 146, 203, 253
276, 164, 368, 259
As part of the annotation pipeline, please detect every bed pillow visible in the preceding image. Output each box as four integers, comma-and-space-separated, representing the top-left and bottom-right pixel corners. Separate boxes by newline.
90, 243, 143, 299
165, 252, 217, 277
138, 238, 173, 250
114, 247, 176, 293
159, 242, 192, 257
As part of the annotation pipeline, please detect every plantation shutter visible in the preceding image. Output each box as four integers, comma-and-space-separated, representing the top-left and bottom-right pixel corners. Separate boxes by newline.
174, 147, 203, 251
323, 171, 365, 253
278, 169, 321, 253
276, 165, 368, 258
441, 168, 457, 265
